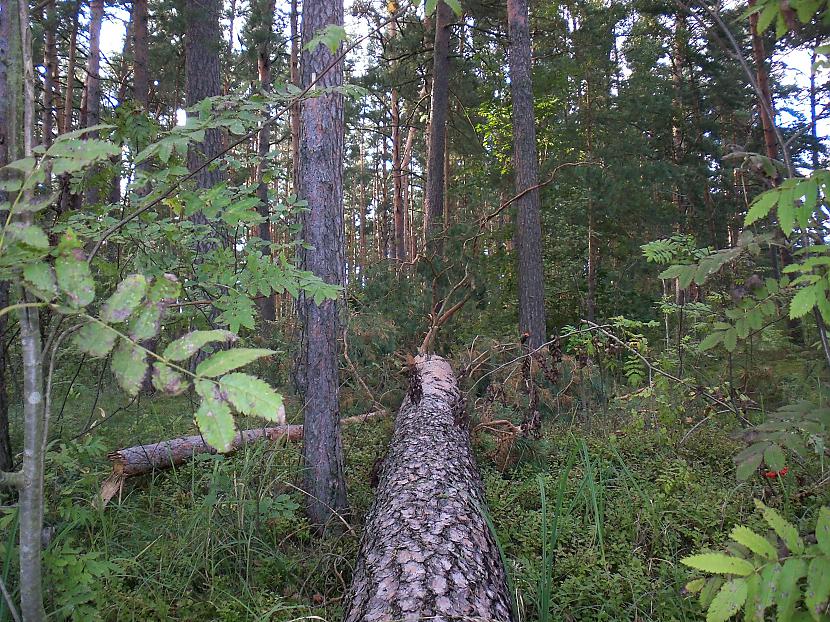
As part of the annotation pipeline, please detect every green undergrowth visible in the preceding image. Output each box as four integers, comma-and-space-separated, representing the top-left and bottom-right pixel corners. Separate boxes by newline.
3, 377, 830, 621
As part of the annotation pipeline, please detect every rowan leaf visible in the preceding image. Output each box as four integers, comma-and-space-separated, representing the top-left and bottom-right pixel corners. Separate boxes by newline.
101, 274, 148, 323
23, 262, 58, 301
195, 348, 275, 377
219, 373, 285, 423
195, 379, 236, 452
706, 578, 748, 622
147, 273, 181, 302
111, 339, 148, 396
162, 329, 236, 362
757, 500, 804, 554
791, 286, 818, 319
730, 526, 778, 561
129, 302, 163, 341
817, 507, 830, 557
776, 557, 808, 622
700, 331, 725, 352
764, 443, 787, 471
681, 553, 756, 576
74, 322, 118, 358
805, 557, 830, 620
745, 190, 779, 225
151, 363, 188, 396
55, 247, 95, 309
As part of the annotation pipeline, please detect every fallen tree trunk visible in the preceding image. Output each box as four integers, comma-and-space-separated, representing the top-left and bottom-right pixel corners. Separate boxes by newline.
344, 355, 514, 622
98, 411, 385, 506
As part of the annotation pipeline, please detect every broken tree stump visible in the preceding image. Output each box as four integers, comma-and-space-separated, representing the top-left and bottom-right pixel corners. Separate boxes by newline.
344, 354, 514, 622
98, 411, 386, 506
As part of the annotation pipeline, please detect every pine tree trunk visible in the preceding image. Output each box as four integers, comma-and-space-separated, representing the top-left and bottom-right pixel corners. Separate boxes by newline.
0, 0, 13, 474
748, 1, 778, 164
133, 0, 149, 108
423, 0, 453, 254
289, 0, 300, 193
256, 0, 276, 322
296, 0, 349, 527
344, 355, 514, 622
62, 2, 79, 134
42, 0, 55, 149
507, 0, 546, 347
185, 0, 224, 252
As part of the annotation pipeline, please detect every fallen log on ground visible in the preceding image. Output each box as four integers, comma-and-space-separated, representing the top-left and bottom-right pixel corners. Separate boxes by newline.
98, 410, 386, 506
344, 354, 515, 622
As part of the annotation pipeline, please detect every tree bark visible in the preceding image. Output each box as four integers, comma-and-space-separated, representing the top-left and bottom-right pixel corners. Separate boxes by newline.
423, 1, 453, 254
42, 0, 56, 149
62, 1, 80, 134
289, 0, 300, 193
16, 0, 48, 615
296, 0, 349, 527
133, 0, 149, 108
185, 0, 224, 256
507, 0, 546, 348
748, 0, 778, 164
82, 0, 103, 130
344, 355, 514, 622
256, 0, 277, 322
388, 2, 405, 262
0, 0, 14, 474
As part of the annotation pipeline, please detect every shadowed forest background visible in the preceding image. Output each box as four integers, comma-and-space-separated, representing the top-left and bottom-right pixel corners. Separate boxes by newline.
1, 0, 830, 620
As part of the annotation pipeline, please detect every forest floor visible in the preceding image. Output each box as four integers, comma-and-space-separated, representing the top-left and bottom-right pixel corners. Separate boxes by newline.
6, 350, 830, 622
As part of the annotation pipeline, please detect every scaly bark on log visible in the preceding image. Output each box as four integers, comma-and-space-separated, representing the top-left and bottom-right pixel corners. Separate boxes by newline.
344, 355, 514, 622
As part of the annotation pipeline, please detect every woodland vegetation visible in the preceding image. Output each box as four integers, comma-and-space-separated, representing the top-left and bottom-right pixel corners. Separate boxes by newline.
1, 0, 830, 620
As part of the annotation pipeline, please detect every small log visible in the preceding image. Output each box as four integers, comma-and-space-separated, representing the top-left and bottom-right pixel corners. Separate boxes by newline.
98, 411, 386, 506
344, 355, 514, 622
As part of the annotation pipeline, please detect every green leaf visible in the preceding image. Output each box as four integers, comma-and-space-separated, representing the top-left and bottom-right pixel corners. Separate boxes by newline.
194, 379, 236, 452
730, 526, 778, 561
746, 190, 779, 225
791, 286, 818, 319
304, 24, 348, 53
744, 573, 763, 622
764, 443, 787, 471
100, 274, 147, 323
444, 0, 462, 15
681, 553, 756, 576
111, 339, 148, 396
686, 578, 707, 594
817, 507, 830, 557
425, 0, 438, 14
777, 558, 808, 622
55, 247, 95, 309
151, 363, 188, 396
736, 447, 764, 481
757, 500, 804, 554
778, 188, 796, 235
129, 302, 163, 341
706, 578, 748, 622
699, 331, 724, 352
806, 557, 830, 621
23, 262, 58, 301
195, 348, 275, 378
162, 330, 236, 362
756, 2, 779, 34
147, 273, 181, 302
219, 373, 285, 423
723, 328, 738, 352
6, 222, 49, 249
74, 322, 118, 358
